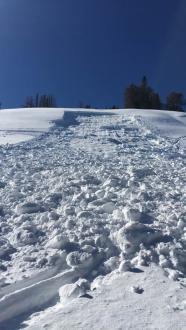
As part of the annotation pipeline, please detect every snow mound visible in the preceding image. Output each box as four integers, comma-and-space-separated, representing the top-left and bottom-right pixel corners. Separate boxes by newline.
59, 278, 90, 305
16, 202, 42, 215
46, 235, 70, 249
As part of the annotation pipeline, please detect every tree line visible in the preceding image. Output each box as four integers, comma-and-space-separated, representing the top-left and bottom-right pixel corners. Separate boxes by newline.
22, 93, 56, 108
124, 76, 186, 112
0, 79, 185, 111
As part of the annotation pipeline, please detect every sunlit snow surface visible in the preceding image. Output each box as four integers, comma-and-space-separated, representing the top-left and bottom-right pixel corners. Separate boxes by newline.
0, 108, 186, 329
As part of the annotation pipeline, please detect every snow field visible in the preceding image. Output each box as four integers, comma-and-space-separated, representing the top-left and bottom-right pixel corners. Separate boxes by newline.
0, 109, 186, 328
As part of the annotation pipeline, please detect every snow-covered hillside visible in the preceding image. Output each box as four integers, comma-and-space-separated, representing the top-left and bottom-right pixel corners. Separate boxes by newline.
0, 108, 186, 329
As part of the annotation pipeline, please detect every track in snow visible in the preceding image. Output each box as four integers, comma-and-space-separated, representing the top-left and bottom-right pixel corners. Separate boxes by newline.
0, 112, 186, 324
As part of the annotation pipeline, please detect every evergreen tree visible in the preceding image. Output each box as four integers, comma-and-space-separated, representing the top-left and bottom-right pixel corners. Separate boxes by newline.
78, 101, 83, 108
124, 84, 140, 108
124, 76, 162, 110
22, 93, 57, 108
165, 92, 186, 112
35, 93, 39, 107
48, 94, 56, 107
141, 75, 147, 88
149, 93, 162, 110
22, 96, 35, 108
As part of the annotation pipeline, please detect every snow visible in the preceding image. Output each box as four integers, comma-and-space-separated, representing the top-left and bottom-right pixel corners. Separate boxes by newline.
0, 107, 186, 329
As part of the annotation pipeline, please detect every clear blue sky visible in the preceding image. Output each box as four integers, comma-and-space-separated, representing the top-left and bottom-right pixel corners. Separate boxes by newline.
0, 0, 186, 109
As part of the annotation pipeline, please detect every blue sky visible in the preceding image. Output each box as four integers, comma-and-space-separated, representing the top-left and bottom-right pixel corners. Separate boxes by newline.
0, 0, 186, 109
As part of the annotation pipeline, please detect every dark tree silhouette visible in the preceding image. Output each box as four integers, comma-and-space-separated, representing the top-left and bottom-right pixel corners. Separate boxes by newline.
22, 93, 57, 108
165, 92, 186, 112
124, 76, 162, 110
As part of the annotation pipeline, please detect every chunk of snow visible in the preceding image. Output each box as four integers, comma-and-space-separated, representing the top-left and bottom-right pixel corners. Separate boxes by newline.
77, 211, 93, 218
123, 207, 141, 222
11, 229, 37, 246
66, 251, 93, 269
103, 178, 119, 187
117, 222, 163, 253
119, 260, 132, 272
102, 202, 116, 214
15, 202, 41, 215
46, 235, 69, 249
59, 278, 90, 305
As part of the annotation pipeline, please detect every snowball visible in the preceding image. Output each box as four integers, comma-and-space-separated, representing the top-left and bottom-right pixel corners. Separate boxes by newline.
23, 256, 36, 262
37, 257, 48, 266
11, 229, 37, 246
117, 223, 163, 253
81, 245, 97, 253
95, 235, 108, 248
15, 202, 41, 215
102, 202, 116, 214
77, 211, 93, 218
122, 207, 141, 222
104, 256, 120, 272
112, 209, 124, 220
66, 251, 93, 269
170, 248, 186, 273
46, 235, 69, 249
119, 260, 131, 272
21, 221, 37, 234
120, 243, 136, 255
80, 238, 95, 247
159, 255, 171, 268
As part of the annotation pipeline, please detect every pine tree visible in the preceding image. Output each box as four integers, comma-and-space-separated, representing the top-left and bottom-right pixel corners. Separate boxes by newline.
78, 101, 83, 108
22, 96, 34, 108
124, 84, 140, 108
48, 94, 56, 107
124, 76, 162, 110
22, 93, 57, 108
149, 93, 162, 110
35, 93, 39, 107
141, 75, 147, 88
165, 92, 186, 112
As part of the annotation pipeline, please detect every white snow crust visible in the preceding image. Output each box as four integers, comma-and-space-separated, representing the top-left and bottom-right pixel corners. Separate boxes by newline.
0, 108, 186, 329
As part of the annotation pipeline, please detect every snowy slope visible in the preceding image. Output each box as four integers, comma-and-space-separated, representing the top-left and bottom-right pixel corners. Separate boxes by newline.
0, 108, 186, 329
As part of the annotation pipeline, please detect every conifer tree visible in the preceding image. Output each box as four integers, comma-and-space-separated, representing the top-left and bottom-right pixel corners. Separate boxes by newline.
124, 76, 162, 110
35, 93, 39, 107
165, 92, 186, 112
22, 93, 57, 108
